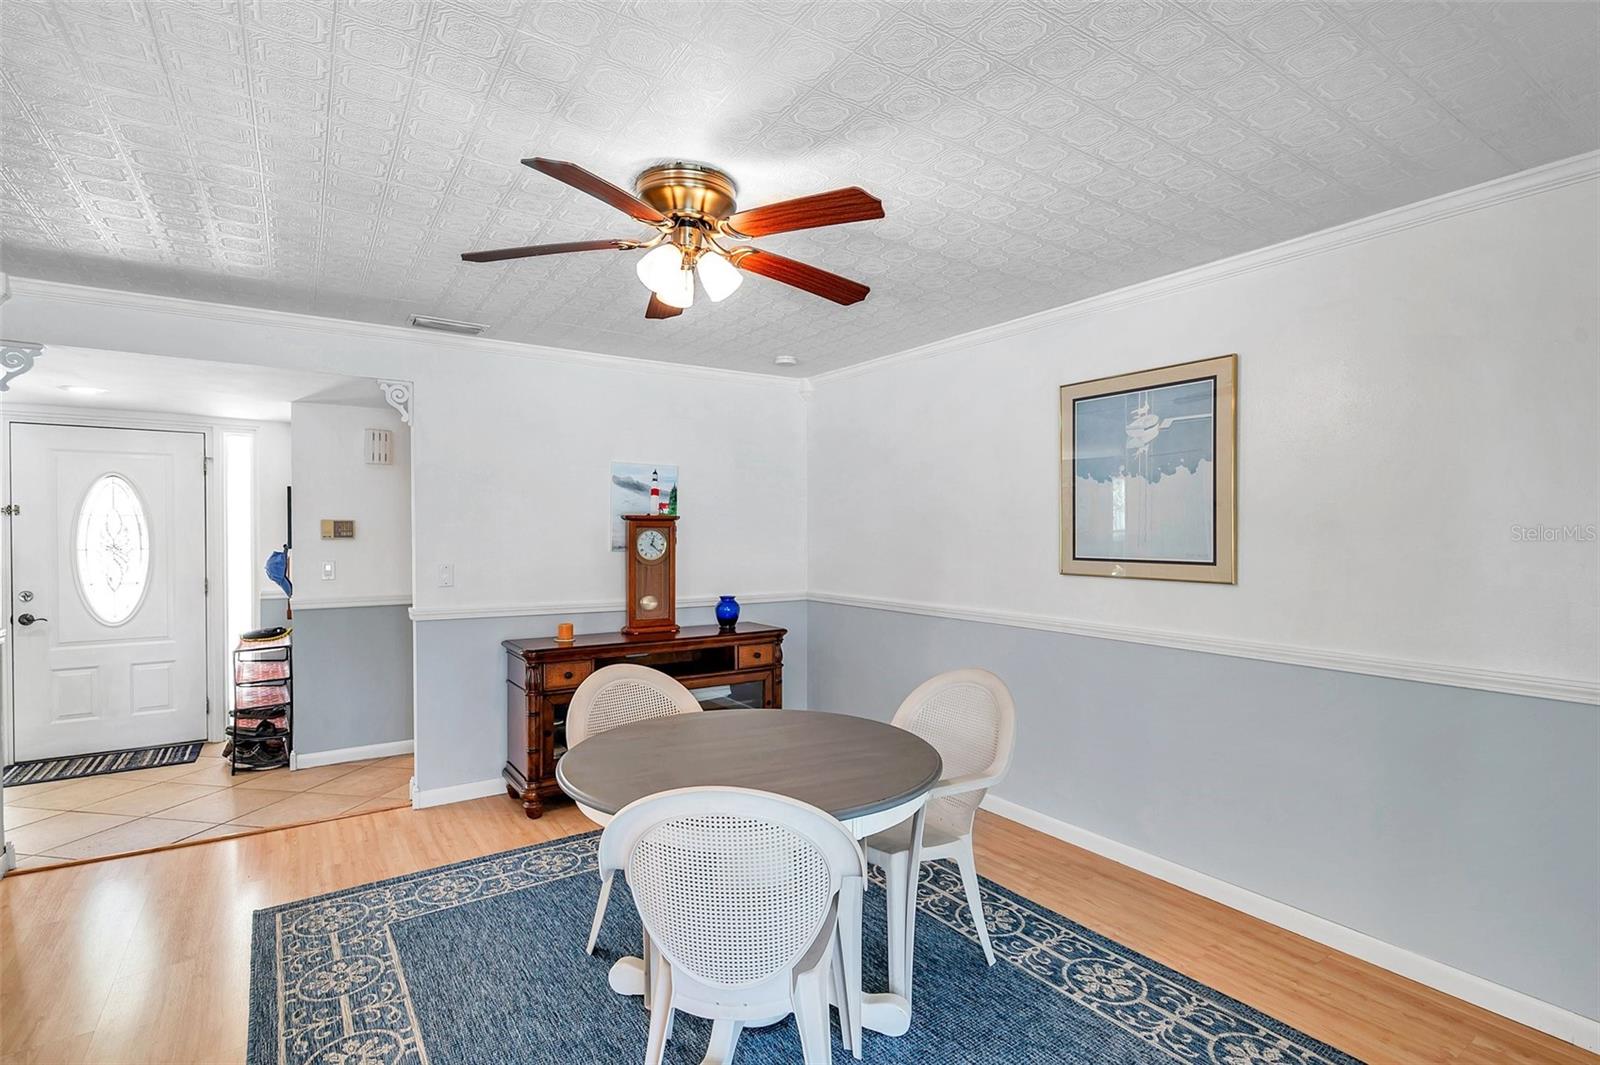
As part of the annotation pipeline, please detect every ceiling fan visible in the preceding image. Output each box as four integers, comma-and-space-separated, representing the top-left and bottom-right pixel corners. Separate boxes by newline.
461, 158, 884, 319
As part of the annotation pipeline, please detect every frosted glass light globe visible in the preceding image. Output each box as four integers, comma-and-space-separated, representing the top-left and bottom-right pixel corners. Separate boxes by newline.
696, 251, 744, 302
636, 245, 694, 308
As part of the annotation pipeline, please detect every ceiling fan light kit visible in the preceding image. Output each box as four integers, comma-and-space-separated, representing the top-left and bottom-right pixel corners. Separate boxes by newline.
635, 244, 695, 309
462, 158, 884, 321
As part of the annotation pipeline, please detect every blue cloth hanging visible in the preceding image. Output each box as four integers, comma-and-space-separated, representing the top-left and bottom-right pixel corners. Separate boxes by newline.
265, 548, 292, 598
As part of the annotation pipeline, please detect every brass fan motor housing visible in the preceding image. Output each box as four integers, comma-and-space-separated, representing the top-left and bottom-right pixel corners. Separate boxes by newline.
635, 163, 738, 222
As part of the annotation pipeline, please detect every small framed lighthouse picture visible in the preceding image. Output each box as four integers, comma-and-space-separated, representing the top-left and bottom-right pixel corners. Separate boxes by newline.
610, 462, 679, 550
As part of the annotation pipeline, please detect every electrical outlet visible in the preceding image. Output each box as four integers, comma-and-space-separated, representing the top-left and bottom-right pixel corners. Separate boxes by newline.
437, 563, 454, 587
321, 561, 336, 581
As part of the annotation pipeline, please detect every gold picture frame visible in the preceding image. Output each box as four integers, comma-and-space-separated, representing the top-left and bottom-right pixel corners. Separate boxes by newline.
1060, 354, 1237, 583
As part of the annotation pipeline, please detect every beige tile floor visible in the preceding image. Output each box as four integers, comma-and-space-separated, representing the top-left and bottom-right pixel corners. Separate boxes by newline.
3, 743, 413, 870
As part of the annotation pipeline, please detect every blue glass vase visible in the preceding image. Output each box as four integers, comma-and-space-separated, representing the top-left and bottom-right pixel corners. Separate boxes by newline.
715, 595, 740, 631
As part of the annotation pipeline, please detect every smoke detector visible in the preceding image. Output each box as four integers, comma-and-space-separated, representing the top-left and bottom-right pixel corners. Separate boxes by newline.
409, 314, 486, 336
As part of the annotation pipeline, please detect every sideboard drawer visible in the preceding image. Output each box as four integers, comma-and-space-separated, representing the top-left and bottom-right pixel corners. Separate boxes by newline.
543, 661, 593, 690
737, 643, 776, 669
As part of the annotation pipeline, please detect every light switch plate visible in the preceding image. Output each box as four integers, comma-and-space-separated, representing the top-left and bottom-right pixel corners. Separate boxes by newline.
321, 561, 336, 581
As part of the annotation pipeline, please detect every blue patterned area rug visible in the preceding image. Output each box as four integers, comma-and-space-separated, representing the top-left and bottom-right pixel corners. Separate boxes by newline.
2, 740, 203, 786
248, 833, 1361, 1065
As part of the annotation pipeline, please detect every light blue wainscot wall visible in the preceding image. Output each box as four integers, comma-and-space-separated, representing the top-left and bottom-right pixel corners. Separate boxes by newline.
803, 600, 1600, 1025
260, 598, 415, 757
411, 599, 809, 802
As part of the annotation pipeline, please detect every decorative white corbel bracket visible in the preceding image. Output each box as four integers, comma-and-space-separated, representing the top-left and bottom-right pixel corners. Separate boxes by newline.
0, 341, 44, 391
378, 379, 413, 425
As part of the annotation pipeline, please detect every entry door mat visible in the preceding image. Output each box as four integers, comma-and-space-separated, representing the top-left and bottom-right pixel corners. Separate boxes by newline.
3, 741, 204, 786
248, 832, 1362, 1065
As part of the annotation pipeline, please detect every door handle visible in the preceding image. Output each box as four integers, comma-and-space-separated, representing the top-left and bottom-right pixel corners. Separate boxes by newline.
16, 613, 46, 626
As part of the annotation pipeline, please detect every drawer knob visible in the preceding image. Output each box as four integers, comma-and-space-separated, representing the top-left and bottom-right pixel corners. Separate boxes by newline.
562, 671, 574, 680
751, 652, 762, 660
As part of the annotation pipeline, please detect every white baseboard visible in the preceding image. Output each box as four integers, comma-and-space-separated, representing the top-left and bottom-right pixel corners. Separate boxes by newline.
412, 776, 505, 810
981, 795, 1600, 1052
292, 739, 414, 770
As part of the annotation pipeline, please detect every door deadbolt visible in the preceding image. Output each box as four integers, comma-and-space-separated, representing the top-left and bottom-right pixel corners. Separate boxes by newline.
18, 590, 33, 602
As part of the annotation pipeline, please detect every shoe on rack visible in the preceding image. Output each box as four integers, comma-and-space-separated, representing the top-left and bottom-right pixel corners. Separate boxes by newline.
233, 739, 288, 770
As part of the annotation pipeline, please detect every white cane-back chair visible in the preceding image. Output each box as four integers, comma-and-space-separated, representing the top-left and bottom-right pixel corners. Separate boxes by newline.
600, 787, 867, 1065
568, 664, 703, 954
864, 668, 1015, 967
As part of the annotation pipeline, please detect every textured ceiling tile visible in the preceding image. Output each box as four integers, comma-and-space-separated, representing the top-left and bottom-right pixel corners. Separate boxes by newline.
0, 0, 1594, 375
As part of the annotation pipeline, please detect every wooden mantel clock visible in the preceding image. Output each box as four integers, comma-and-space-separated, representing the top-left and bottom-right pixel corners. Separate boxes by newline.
622, 513, 679, 635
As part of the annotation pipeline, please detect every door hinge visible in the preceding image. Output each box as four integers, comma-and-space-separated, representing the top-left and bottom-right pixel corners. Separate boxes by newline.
0, 504, 18, 516
204, 577, 210, 594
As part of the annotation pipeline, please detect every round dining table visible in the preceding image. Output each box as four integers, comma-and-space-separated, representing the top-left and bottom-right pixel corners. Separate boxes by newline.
556, 708, 943, 1059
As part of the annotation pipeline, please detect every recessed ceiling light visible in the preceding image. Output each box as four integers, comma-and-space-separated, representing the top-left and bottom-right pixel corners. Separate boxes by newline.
774, 355, 798, 367
59, 385, 108, 396
409, 314, 486, 336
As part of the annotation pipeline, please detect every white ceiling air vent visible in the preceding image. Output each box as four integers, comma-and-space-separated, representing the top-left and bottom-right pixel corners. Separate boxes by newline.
366, 428, 394, 466
408, 314, 486, 336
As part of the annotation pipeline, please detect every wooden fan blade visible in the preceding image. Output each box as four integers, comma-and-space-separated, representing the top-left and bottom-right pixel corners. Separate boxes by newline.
523, 158, 668, 225
731, 249, 870, 305
461, 239, 632, 263
721, 187, 883, 238
645, 293, 683, 319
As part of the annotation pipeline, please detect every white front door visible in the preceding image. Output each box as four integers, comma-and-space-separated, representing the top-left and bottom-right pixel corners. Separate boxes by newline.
9, 423, 208, 761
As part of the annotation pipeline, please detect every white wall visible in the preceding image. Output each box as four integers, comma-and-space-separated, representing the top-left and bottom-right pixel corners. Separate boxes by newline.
808, 175, 1600, 691
804, 169, 1600, 1030
0, 290, 811, 618
255, 420, 290, 601
0, 285, 810, 786
409, 357, 807, 617
290, 402, 410, 607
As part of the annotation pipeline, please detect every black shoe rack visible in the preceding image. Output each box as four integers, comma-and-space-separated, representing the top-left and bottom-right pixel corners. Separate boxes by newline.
230, 633, 293, 774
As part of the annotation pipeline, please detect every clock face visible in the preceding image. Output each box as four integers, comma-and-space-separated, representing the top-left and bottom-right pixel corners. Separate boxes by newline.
636, 528, 668, 562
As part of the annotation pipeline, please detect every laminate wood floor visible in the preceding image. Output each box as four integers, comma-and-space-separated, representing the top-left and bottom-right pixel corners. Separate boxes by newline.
0, 799, 1590, 1064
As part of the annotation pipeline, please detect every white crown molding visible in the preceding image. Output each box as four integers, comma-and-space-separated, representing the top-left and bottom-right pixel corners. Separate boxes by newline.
981, 795, 1600, 1052
809, 591, 1600, 705
811, 151, 1600, 385
2, 276, 808, 392
9, 154, 1593, 390
0, 401, 267, 435
291, 595, 413, 611
409, 591, 807, 623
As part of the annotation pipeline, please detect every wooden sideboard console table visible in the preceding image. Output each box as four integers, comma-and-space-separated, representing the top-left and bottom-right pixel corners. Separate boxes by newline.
503, 623, 786, 818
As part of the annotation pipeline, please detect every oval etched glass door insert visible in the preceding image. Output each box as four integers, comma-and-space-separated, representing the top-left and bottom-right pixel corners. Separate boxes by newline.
75, 473, 151, 625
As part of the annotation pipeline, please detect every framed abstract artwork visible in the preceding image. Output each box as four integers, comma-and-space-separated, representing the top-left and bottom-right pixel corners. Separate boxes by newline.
1060, 354, 1237, 583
